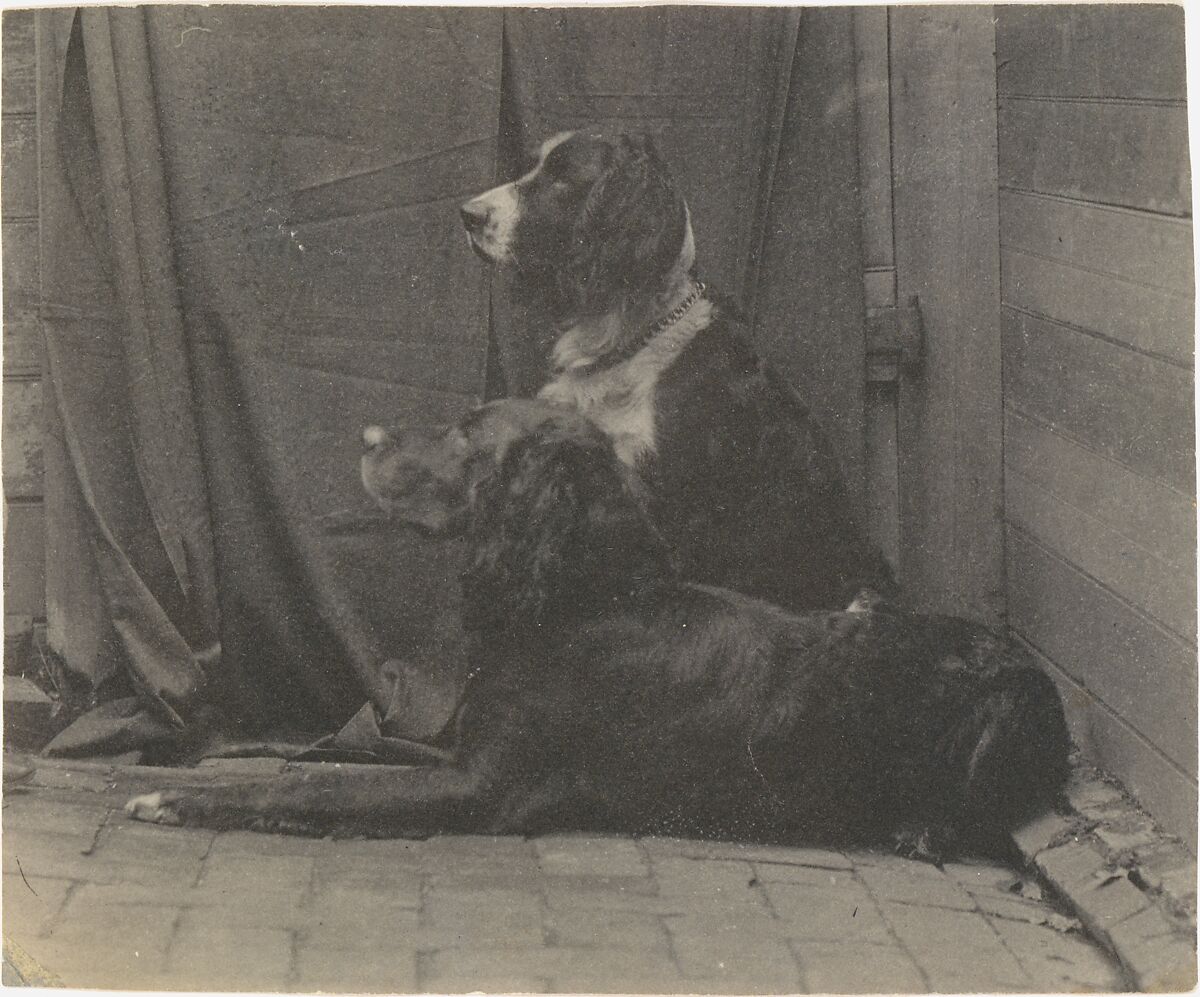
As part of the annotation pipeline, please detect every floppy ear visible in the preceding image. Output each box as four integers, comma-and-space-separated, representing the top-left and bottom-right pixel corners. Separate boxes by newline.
460, 429, 673, 631
560, 133, 690, 319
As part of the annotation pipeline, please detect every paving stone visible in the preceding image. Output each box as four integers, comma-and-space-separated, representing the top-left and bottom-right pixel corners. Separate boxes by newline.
3, 826, 99, 867
315, 836, 435, 864
856, 860, 977, 910
638, 836, 852, 868
310, 873, 422, 912
1068, 872, 1154, 934
58, 881, 191, 912
31, 900, 179, 989
992, 915, 1127, 991
2, 795, 114, 836
543, 879, 692, 915
1066, 778, 1126, 816
765, 882, 893, 943
665, 912, 798, 989
299, 904, 420, 949
419, 945, 557, 993
1105, 905, 1197, 991
419, 833, 534, 862
734, 844, 853, 870
292, 942, 419, 992
1011, 810, 1076, 856
2, 874, 75, 940
208, 828, 326, 857
176, 883, 315, 923
1128, 841, 1196, 899
546, 947, 692, 993
4, 830, 202, 888
177, 898, 312, 933
1096, 823, 1160, 853
92, 820, 214, 865
650, 856, 761, 902
165, 923, 295, 991
794, 939, 926, 993
544, 908, 672, 952
421, 884, 545, 947
942, 858, 1025, 892
1036, 840, 1108, 891
662, 908, 781, 943
972, 887, 1074, 926
19, 933, 172, 991
534, 834, 650, 877
198, 852, 315, 895
751, 862, 856, 886
311, 853, 430, 895
882, 901, 1030, 991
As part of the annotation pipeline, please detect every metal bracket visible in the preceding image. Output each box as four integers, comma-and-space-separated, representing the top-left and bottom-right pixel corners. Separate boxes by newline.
866, 295, 924, 383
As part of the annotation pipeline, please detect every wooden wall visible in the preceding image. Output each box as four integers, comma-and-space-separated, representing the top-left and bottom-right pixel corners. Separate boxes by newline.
995, 5, 1196, 845
3, 10, 45, 642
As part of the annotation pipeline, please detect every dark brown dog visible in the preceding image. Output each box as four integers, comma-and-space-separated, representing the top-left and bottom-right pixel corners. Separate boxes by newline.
127, 400, 1068, 862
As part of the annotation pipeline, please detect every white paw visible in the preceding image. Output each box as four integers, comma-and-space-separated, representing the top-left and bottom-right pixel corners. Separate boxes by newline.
124, 791, 181, 825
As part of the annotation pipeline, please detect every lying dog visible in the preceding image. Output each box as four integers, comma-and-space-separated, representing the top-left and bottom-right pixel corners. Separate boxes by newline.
460, 131, 895, 612
128, 400, 1070, 861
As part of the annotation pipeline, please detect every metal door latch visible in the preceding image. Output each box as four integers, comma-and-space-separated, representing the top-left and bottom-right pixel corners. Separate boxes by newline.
866, 295, 924, 383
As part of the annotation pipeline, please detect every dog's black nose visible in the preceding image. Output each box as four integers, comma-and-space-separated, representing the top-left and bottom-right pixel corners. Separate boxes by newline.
460, 200, 489, 234
363, 425, 388, 451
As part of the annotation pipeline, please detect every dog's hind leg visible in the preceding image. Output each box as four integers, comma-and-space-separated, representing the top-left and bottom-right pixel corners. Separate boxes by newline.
921, 668, 1071, 859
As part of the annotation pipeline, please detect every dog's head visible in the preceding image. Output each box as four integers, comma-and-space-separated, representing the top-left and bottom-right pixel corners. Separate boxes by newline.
460, 131, 694, 323
361, 398, 674, 628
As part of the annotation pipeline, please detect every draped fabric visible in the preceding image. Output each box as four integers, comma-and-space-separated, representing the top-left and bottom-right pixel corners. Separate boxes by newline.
36, 6, 867, 756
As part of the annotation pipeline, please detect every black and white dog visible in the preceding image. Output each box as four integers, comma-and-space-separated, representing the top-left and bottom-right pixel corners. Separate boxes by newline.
461, 131, 895, 613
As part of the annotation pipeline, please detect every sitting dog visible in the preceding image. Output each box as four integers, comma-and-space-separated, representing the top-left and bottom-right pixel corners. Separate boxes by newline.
460, 131, 895, 612
128, 400, 1070, 862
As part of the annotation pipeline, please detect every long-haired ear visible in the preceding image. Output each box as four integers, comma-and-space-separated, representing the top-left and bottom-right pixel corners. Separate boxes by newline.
559, 134, 689, 319
460, 429, 673, 631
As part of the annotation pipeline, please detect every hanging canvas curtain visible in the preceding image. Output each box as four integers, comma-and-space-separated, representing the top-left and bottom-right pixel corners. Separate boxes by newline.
35, 6, 867, 757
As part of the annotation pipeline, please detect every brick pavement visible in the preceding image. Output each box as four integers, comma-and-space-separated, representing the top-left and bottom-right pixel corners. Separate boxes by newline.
2, 759, 1127, 993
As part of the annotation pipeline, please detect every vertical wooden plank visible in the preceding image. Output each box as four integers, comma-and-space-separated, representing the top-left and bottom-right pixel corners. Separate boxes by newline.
855, 8, 900, 570
854, 7, 895, 275
865, 382, 900, 569
890, 5, 1005, 621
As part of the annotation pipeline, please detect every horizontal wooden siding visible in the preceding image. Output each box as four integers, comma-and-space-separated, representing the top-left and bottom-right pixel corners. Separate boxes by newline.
996, 5, 1196, 845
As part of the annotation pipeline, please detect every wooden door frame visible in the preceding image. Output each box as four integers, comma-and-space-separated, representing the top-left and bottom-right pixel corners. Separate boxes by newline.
857, 5, 1006, 622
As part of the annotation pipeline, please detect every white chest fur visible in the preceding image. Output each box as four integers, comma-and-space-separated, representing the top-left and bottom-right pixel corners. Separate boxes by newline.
538, 300, 713, 467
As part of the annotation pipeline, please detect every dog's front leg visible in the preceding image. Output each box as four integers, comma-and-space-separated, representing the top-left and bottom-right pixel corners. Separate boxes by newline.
126, 764, 488, 837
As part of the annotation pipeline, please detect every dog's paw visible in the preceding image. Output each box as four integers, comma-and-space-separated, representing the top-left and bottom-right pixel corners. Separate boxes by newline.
125, 791, 185, 825
846, 588, 893, 613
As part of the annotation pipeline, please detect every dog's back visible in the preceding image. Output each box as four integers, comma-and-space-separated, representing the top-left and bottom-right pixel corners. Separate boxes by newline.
648, 311, 896, 610
458, 582, 1068, 853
